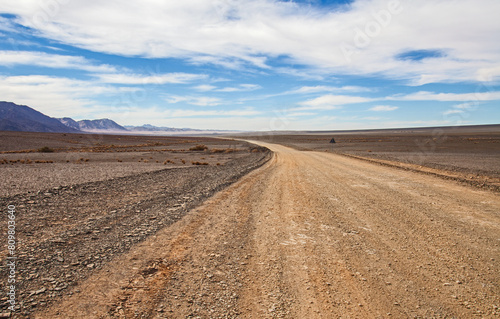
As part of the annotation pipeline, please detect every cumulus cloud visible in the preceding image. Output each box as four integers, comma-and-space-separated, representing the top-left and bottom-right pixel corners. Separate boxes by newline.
1, 0, 499, 83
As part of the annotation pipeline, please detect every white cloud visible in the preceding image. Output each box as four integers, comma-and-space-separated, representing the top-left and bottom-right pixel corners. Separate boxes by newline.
443, 109, 464, 116
2, 0, 499, 83
193, 84, 217, 91
285, 85, 373, 95
0, 75, 136, 117
296, 94, 372, 111
442, 102, 480, 116
0, 50, 117, 73
165, 95, 222, 106
167, 108, 261, 117
370, 105, 398, 111
287, 112, 317, 117
216, 84, 261, 92
390, 91, 500, 102
0, 16, 17, 33
96, 72, 207, 84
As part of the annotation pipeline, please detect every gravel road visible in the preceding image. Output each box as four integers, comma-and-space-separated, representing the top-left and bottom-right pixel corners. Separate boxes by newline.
23, 142, 500, 318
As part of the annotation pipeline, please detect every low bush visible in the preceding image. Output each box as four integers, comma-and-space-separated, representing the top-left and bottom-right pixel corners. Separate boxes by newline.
38, 146, 54, 153
191, 161, 209, 165
189, 144, 208, 151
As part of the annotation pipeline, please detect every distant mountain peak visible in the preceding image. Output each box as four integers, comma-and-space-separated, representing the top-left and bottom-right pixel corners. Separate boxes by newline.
75, 119, 128, 131
0, 101, 80, 133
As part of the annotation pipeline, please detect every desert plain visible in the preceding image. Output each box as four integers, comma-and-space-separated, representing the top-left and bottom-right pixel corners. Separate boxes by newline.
0, 125, 499, 318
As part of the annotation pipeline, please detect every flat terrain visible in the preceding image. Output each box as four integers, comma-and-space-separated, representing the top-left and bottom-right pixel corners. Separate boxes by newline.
0, 131, 252, 197
16, 141, 499, 318
238, 125, 500, 191
0, 132, 270, 317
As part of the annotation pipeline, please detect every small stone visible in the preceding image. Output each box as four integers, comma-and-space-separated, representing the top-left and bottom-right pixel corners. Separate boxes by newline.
32, 287, 46, 295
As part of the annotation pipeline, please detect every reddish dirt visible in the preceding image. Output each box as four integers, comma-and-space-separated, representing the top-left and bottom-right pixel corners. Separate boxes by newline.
32, 141, 499, 318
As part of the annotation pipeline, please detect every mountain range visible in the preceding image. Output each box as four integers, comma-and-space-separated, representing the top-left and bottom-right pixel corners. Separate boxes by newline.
0, 101, 80, 133
0, 101, 206, 134
57, 117, 128, 132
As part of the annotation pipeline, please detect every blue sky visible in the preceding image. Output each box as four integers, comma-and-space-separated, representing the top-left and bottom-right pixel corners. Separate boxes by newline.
0, 0, 499, 131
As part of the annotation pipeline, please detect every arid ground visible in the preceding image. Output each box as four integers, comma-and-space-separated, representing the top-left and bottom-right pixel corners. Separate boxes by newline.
239, 125, 500, 192
1, 126, 499, 318
0, 131, 270, 318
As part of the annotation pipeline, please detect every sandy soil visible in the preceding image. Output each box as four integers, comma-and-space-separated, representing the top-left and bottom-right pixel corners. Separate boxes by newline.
239, 125, 500, 191
32, 142, 499, 318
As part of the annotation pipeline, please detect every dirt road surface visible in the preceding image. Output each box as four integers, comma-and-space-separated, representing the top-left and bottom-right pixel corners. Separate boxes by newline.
37, 142, 500, 318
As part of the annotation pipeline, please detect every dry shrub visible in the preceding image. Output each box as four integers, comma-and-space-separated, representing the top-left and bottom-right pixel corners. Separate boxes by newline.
210, 148, 225, 153
191, 161, 209, 165
38, 146, 54, 153
117, 159, 123, 162
216, 163, 221, 166
181, 159, 186, 164
189, 144, 208, 151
